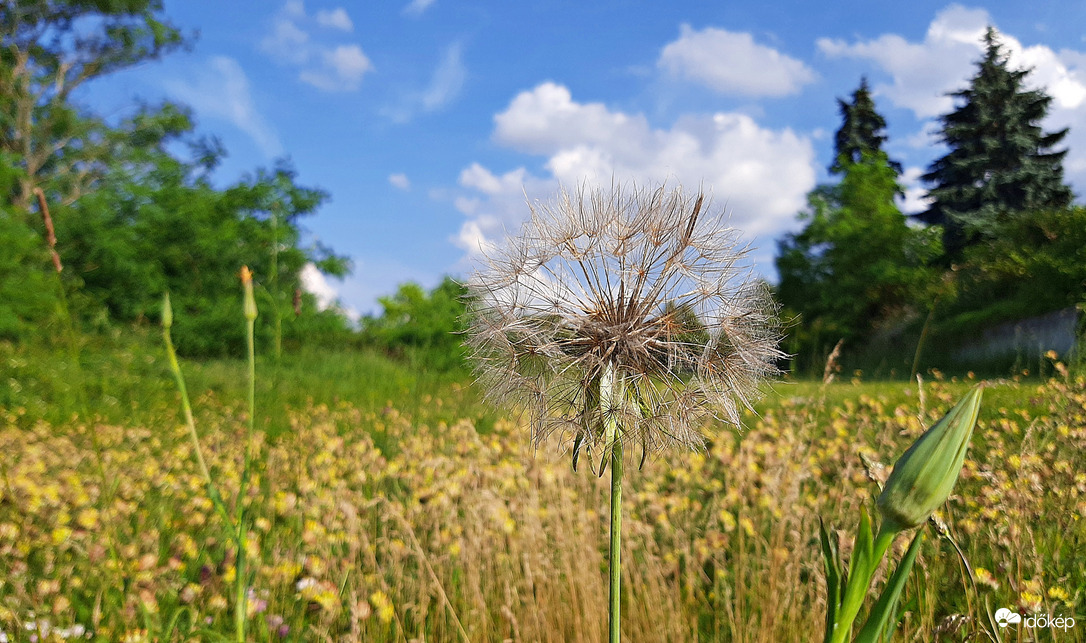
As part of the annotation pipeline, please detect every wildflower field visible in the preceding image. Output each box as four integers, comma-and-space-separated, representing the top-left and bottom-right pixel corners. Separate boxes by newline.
1, 343, 1084, 642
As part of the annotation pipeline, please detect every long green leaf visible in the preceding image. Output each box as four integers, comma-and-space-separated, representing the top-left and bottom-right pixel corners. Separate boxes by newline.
855, 529, 925, 643
829, 506, 876, 643
819, 517, 843, 643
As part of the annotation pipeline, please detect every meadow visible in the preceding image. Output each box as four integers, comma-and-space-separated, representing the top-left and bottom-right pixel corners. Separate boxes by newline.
0, 337, 1083, 642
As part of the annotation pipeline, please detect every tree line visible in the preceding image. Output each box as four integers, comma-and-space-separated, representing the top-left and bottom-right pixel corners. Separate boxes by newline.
776, 28, 1085, 374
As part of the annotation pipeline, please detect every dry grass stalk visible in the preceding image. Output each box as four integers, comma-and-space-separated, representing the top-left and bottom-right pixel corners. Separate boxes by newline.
33, 187, 63, 273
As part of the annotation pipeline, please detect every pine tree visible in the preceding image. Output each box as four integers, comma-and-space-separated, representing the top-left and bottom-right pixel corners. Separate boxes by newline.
831, 77, 902, 176
921, 27, 1072, 258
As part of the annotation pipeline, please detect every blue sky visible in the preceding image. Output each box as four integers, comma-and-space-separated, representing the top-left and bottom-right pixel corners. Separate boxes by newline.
80, 1, 1086, 317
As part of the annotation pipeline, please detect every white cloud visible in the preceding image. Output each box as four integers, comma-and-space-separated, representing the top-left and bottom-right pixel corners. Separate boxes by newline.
898, 166, 933, 214
659, 24, 817, 97
818, 5, 1086, 116
165, 56, 282, 158
389, 173, 411, 190
261, 15, 310, 64
300, 45, 373, 91
422, 43, 466, 110
315, 8, 353, 31
300, 262, 341, 312
382, 42, 466, 122
818, 4, 1086, 192
453, 83, 816, 269
403, 0, 436, 17
260, 2, 372, 92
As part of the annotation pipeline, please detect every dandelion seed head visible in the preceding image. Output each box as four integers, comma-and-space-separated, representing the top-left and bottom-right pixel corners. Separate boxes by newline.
465, 182, 783, 457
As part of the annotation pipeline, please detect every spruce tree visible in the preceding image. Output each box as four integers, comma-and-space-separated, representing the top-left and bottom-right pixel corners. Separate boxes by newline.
921, 27, 1072, 258
831, 77, 902, 176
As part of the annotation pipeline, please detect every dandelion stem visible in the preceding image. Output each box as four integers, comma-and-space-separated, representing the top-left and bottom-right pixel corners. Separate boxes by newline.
608, 438, 623, 643
602, 363, 624, 643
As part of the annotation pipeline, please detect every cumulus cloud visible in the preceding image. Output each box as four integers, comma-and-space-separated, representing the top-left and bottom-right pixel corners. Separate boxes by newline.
389, 173, 411, 190
659, 24, 817, 97
817, 5, 991, 118
260, 2, 372, 92
818, 4, 1086, 191
382, 42, 467, 122
165, 56, 282, 158
453, 82, 816, 270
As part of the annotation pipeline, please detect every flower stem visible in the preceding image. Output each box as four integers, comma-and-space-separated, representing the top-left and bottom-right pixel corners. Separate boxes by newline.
235, 312, 256, 643
829, 525, 897, 643
609, 439, 623, 643
600, 363, 625, 643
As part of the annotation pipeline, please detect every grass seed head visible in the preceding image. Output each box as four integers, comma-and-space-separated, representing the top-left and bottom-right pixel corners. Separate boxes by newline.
465, 182, 783, 456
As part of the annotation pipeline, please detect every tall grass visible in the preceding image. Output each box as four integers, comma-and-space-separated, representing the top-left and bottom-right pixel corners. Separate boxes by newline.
0, 361, 1082, 640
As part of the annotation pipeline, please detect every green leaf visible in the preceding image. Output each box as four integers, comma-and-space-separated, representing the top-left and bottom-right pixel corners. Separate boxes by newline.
855, 529, 925, 643
571, 430, 586, 472
854, 505, 874, 576
830, 506, 877, 643
819, 517, 844, 643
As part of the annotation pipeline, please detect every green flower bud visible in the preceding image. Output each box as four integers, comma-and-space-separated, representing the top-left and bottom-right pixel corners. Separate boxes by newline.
877, 386, 982, 533
162, 292, 173, 329
241, 266, 258, 321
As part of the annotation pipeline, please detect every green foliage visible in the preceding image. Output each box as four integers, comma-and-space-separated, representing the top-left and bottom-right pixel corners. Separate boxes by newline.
0, 151, 60, 338
0, 1, 354, 357
362, 277, 468, 371
936, 206, 1086, 337
0, 0, 186, 212
54, 118, 353, 356
777, 153, 941, 371
921, 27, 1073, 259
0, 211, 60, 338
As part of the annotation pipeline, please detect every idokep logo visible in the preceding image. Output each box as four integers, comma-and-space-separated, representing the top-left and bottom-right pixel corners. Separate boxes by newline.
995, 608, 1022, 628
995, 607, 1076, 632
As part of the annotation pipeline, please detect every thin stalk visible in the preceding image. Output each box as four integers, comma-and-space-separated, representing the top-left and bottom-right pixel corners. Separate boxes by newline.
235, 271, 258, 643
270, 203, 282, 361
600, 364, 625, 643
608, 439, 623, 643
163, 296, 232, 526
163, 289, 251, 642
910, 305, 936, 379
163, 320, 212, 487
